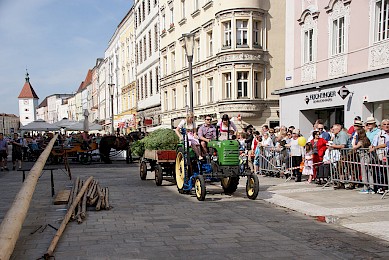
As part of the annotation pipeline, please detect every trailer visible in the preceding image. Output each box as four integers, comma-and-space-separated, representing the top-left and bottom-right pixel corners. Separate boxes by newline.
139, 149, 176, 185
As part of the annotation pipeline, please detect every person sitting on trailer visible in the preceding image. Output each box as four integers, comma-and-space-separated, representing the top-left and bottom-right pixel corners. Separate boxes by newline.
217, 114, 237, 140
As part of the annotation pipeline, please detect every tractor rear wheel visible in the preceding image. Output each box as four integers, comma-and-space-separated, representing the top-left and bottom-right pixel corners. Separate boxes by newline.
221, 177, 240, 194
246, 174, 259, 200
175, 152, 185, 192
140, 160, 147, 180
155, 165, 163, 186
195, 175, 206, 201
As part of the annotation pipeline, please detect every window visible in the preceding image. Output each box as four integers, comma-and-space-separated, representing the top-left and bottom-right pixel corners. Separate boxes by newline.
25, 108, 29, 112
171, 51, 176, 72
253, 20, 261, 47
375, 0, 389, 42
208, 78, 214, 103
25, 117, 29, 120
137, 80, 140, 100
332, 17, 345, 55
224, 73, 231, 99
223, 21, 232, 47
155, 67, 159, 93
163, 55, 167, 75
254, 72, 261, 98
304, 29, 314, 63
148, 0, 151, 14
149, 71, 153, 95
162, 14, 166, 31
143, 36, 147, 61
154, 0, 157, 6
148, 30, 152, 57
236, 20, 248, 46
183, 85, 188, 106
144, 74, 148, 98
154, 24, 158, 51
170, 7, 174, 26
172, 88, 177, 109
139, 40, 143, 63
138, 7, 141, 24
135, 11, 138, 28
237, 72, 248, 98
196, 81, 201, 105
140, 77, 144, 99
142, 1, 146, 21
164, 91, 168, 110
207, 31, 213, 57
181, 0, 186, 19
195, 38, 200, 62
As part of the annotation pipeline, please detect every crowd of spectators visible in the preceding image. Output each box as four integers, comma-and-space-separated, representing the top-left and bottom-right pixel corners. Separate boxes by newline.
234, 116, 389, 195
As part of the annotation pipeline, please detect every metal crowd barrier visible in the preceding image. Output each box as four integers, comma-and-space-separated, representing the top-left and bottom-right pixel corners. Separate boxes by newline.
330, 148, 388, 199
255, 146, 292, 178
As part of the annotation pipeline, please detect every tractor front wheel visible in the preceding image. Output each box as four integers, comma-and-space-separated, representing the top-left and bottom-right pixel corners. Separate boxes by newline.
246, 174, 259, 200
195, 175, 206, 201
175, 152, 185, 192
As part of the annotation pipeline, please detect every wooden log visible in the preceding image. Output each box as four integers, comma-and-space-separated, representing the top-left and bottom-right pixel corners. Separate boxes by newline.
101, 188, 106, 209
0, 135, 58, 260
95, 197, 102, 211
44, 176, 93, 258
81, 187, 87, 219
89, 194, 99, 206
71, 178, 80, 220
86, 180, 96, 198
104, 187, 110, 210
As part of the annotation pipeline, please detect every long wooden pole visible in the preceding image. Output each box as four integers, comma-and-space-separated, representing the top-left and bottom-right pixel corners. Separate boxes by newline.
44, 176, 93, 258
0, 135, 58, 260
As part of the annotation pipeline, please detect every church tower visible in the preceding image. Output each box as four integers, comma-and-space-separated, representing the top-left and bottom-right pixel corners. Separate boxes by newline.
18, 71, 39, 126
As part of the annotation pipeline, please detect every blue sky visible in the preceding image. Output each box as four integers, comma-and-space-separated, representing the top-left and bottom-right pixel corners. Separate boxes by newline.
0, 0, 133, 116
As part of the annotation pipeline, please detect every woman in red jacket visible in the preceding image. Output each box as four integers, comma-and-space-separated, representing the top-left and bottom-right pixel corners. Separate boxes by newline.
310, 130, 327, 180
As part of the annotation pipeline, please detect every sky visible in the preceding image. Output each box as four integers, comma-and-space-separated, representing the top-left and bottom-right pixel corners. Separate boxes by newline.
0, 0, 134, 116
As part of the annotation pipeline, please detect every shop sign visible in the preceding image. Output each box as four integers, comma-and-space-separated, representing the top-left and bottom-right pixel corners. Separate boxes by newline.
144, 119, 153, 126
305, 90, 337, 104
337, 86, 350, 100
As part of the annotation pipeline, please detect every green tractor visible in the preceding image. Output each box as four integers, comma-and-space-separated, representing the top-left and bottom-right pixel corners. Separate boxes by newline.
175, 128, 259, 201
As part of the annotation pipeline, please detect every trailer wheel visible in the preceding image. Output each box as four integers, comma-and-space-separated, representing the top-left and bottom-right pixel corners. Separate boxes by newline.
140, 160, 147, 180
246, 174, 259, 200
221, 177, 239, 194
175, 152, 185, 191
155, 165, 163, 186
195, 175, 206, 201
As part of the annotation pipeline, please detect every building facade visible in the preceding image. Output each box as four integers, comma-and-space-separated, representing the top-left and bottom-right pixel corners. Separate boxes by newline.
0, 114, 19, 135
275, 0, 389, 137
135, 0, 161, 130
159, 0, 284, 128
117, 7, 138, 134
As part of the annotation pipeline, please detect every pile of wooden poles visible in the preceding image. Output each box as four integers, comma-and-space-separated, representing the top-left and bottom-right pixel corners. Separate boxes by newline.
68, 176, 111, 224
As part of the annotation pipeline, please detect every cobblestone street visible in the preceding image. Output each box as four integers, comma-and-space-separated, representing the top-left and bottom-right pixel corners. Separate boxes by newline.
1, 161, 388, 259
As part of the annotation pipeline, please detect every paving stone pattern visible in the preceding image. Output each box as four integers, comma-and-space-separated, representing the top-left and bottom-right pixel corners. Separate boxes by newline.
0, 161, 388, 259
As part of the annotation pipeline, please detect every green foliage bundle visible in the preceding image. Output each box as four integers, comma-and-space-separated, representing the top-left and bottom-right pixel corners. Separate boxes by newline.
131, 129, 179, 156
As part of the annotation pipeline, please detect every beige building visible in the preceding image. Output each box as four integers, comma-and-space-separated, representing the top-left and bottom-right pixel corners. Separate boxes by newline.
0, 113, 19, 136
117, 7, 138, 134
159, 0, 285, 128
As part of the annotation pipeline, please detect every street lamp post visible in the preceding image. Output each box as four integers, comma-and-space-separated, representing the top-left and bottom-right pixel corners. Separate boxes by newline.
182, 33, 195, 113
108, 83, 115, 135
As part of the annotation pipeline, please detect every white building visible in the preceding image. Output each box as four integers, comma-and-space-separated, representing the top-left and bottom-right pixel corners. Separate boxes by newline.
159, 0, 285, 128
135, 0, 161, 130
46, 94, 73, 123
18, 72, 39, 126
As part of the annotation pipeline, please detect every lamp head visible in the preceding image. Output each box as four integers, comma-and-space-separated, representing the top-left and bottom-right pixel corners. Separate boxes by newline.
182, 33, 195, 58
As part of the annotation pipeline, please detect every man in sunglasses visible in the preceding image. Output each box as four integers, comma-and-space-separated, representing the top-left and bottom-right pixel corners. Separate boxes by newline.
198, 116, 216, 155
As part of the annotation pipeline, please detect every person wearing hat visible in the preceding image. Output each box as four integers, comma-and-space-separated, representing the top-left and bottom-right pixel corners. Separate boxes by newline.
347, 116, 362, 135
217, 114, 237, 140
365, 116, 379, 143
349, 120, 363, 148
